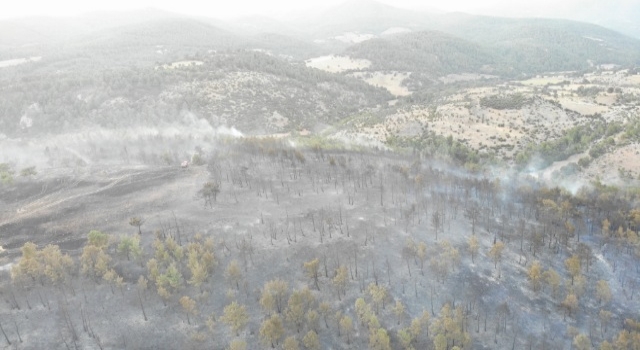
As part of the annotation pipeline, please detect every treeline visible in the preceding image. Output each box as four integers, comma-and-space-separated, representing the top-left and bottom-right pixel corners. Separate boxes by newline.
515, 118, 625, 169
387, 132, 493, 170
480, 93, 531, 110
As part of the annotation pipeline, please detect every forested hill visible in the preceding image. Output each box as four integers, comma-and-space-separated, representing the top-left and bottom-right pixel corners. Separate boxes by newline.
301, 0, 640, 74
432, 14, 640, 73
0, 50, 391, 136
344, 31, 500, 76
344, 25, 640, 76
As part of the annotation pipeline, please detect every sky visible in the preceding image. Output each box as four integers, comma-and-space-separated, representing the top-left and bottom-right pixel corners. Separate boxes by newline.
0, 0, 607, 20
1, 0, 638, 38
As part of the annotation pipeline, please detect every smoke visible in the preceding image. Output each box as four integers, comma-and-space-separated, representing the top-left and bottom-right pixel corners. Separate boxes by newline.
0, 110, 248, 171
328, 131, 389, 150
214, 126, 244, 138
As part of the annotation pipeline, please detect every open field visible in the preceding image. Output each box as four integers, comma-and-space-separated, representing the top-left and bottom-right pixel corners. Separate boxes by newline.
0, 56, 41, 68
348, 71, 412, 96
305, 55, 372, 73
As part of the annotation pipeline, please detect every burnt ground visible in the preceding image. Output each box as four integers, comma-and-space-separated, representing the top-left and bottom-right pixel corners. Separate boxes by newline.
1, 166, 192, 256
0, 145, 638, 350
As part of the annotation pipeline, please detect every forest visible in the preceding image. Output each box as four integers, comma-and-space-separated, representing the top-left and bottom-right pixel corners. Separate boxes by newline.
1, 138, 639, 349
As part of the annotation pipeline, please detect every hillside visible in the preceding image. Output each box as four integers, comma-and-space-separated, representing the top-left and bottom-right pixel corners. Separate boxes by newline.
1, 139, 640, 350
297, 0, 640, 75
434, 14, 640, 72
0, 50, 391, 136
342, 22, 640, 78
2, 5, 640, 350
344, 31, 500, 76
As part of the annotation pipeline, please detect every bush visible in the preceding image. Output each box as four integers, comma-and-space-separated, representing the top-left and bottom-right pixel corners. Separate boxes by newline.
480, 93, 532, 110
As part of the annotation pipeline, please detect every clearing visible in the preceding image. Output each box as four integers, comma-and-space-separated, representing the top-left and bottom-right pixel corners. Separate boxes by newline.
305, 55, 372, 73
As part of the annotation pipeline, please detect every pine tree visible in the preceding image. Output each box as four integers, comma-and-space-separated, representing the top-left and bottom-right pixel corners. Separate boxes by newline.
339, 316, 354, 344
528, 260, 543, 292
303, 258, 321, 290
596, 280, 612, 305
179, 296, 197, 325
332, 265, 348, 300
221, 301, 249, 336
260, 314, 284, 348
302, 330, 320, 350
225, 260, 243, 290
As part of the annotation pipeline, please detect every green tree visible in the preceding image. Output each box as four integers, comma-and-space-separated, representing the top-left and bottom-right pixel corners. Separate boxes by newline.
318, 302, 332, 328
368, 283, 388, 313
398, 328, 415, 350
488, 241, 505, 269
186, 240, 216, 289
599, 340, 613, 350
221, 301, 249, 336
565, 255, 581, 285
228, 339, 247, 350
42, 245, 74, 286
0, 164, 14, 185
614, 330, 630, 350
369, 328, 391, 350
468, 235, 479, 263
118, 235, 142, 261
596, 280, 612, 305
416, 242, 428, 273
11, 242, 42, 284
157, 262, 183, 293
340, 315, 354, 344
87, 230, 110, 248
180, 296, 198, 325
434, 333, 447, 350
225, 260, 243, 290
103, 268, 124, 295
355, 298, 372, 325
306, 310, 320, 332
544, 268, 562, 298
393, 300, 406, 325
261, 279, 289, 314
20, 166, 37, 177
528, 260, 543, 292
129, 217, 145, 235
283, 336, 300, 350
573, 333, 591, 350
260, 314, 285, 348
332, 265, 348, 300
137, 275, 148, 321
562, 293, 579, 319
201, 181, 220, 208
303, 258, 321, 290
80, 245, 111, 281
302, 330, 320, 350
599, 309, 613, 335
286, 288, 314, 333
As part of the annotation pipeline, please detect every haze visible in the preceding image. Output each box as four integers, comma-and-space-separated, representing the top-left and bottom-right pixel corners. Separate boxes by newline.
0, 0, 631, 20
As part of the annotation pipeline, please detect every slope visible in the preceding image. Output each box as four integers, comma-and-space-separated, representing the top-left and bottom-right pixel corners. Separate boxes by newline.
344, 31, 499, 76
0, 50, 391, 136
